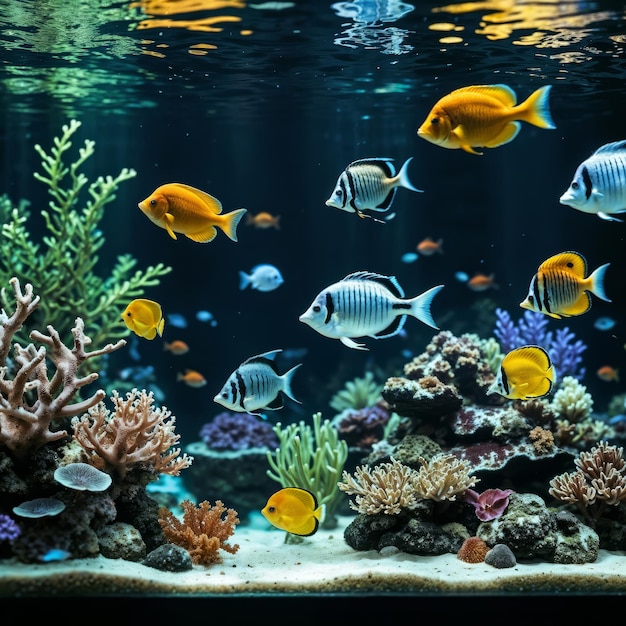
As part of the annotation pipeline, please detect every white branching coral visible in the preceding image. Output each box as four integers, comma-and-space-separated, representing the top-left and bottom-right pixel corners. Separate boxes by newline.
337, 458, 422, 515
550, 375, 593, 422
72, 388, 193, 480
414, 453, 479, 502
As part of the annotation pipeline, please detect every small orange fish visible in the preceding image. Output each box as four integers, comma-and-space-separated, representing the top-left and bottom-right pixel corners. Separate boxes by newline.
467, 273, 498, 292
416, 237, 443, 256
417, 84, 556, 155
246, 211, 281, 230
177, 369, 207, 387
164, 340, 190, 355
121, 299, 165, 340
261, 487, 325, 536
138, 182, 247, 243
597, 365, 619, 382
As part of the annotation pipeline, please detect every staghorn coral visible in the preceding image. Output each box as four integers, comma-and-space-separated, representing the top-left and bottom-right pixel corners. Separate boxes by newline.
413, 452, 479, 502
158, 499, 240, 566
548, 440, 626, 526
266, 412, 348, 529
337, 457, 423, 515
0, 277, 126, 461
329, 371, 383, 412
0, 119, 171, 361
72, 388, 193, 480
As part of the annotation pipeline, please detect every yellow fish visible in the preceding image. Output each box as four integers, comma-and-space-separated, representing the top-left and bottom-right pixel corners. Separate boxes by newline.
261, 487, 325, 536
138, 182, 247, 243
121, 299, 165, 340
488, 345, 555, 401
520, 251, 611, 319
417, 84, 555, 155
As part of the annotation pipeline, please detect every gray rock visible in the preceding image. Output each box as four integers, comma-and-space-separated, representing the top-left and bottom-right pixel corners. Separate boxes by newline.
143, 544, 193, 572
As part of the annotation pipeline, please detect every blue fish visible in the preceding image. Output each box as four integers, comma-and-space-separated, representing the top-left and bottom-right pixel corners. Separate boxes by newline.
39, 548, 71, 562
594, 316, 616, 331
167, 312, 188, 329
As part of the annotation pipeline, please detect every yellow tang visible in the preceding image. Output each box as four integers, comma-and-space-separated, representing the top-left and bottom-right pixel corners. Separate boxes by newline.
121, 298, 165, 340
488, 345, 555, 401
261, 487, 325, 536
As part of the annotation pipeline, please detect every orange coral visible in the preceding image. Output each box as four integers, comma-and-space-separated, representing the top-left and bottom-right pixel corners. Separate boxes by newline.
158, 499, 240, 565
457, 536, 489, 563
529, 426, 555, 454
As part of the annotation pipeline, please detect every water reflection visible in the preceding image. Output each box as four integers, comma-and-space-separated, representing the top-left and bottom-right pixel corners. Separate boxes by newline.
331, 0, 415, 55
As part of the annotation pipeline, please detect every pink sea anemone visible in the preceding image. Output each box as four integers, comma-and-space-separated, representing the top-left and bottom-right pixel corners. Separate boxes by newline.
464, 488, 513, 521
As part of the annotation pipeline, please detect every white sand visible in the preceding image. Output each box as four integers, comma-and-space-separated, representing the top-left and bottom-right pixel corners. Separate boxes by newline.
1, 515, 626, 598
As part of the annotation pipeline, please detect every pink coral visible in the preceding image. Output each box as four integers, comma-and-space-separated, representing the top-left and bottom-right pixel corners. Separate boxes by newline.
464, 488, 513, 521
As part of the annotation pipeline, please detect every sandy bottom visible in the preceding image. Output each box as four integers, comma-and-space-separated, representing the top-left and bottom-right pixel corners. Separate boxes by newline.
1, 516, 626, 605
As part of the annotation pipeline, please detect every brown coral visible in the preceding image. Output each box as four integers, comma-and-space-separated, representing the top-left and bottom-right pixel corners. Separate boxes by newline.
414, 453, 479, 502
72, 388, 193, 479
158, 499, 240, 565
529, 426, 555, 455
0, 277, 126, 460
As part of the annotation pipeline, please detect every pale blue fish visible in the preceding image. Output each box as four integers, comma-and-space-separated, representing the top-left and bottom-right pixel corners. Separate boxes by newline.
39, 548, 71, 562
167, 312, 188, 329
239, 264, 284, 292
401, 252, 419, 264
594, 316, 616, 331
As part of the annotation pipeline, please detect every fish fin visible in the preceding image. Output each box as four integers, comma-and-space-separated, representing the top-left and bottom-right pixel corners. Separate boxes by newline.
454, 126, 483, 154
164, 214, 178, 240
395, 156, 423, 193
373, 188, 397, 212
594, 140, 626, 156
219, 208, 248, 242
174, 183, 223, 214
356, 209, 387, 223
142, 325, 158, 340
280, 363, 302, 404
588, 262, 612, 302
599, 212, 623, 222
156, 317, 165, 337
239, 271, 251, 290
505, 345, 552, 371
186, 226, 217, 243
538, 251, 587, 277
265, 395, 284, 410
242, 349, 283, 371
455, 84, 518, 106
484, 122, 521, 148
517, 85, 556, 129
343, 271, 405, 298
408, 284, 444, 329
340, 336, 368, 350
559, 292, 593, 317
461, 145, 484, 155
374, 316, 406, 339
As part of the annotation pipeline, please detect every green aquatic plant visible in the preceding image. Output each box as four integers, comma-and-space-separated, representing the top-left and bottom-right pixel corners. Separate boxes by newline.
0, 119, 171, 363
266, 412, 348, 539
329, 371, 383, 412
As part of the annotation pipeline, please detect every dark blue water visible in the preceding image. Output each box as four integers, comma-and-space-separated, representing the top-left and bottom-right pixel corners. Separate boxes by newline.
1, 0, 625, 444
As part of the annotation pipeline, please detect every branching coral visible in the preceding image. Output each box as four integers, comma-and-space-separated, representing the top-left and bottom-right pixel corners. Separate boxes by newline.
0, 277, 126, 461
266, 412, 348, 527
550, 376, 593, 422
158, 499, 240, 565
72, 388, 193, 480
548, 440, 626, 526
413, 453, 479, 502
0, 119, 171, 358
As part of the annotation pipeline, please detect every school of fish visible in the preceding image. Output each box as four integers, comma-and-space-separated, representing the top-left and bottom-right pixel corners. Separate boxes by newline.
112, 80, 622, 539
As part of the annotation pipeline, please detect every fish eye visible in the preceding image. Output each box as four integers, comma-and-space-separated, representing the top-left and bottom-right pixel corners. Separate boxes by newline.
268, 506, 275, 513
527, 296, 534, 304
150, 199, 157, 206
336, 189, 343, 197
431, 117, 439, 125
126, 312, 131, 317
221, 392, 228, 399
566, 262, 573, 268
313, 305, 321, 313
572, 182, 579, 189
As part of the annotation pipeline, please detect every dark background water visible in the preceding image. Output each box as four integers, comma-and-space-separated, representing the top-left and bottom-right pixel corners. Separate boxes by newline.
0, 0, 625, 444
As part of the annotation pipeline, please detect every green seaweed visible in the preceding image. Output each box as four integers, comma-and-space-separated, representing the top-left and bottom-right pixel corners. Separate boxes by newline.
0, 119, 171, 369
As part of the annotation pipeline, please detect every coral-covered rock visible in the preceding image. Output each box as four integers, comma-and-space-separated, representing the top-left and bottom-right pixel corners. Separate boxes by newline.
97, 522, 147, 561
382, 376, 462, 419
143, 544, 193, 572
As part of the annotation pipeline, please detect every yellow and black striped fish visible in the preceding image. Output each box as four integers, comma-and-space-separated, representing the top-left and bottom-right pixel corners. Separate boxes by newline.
520, 251, 611, 319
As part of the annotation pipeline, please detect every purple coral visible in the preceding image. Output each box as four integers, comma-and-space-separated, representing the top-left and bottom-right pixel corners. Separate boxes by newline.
0, 514, 21, 541
199, 411, 279, 450
333, 402, 391, 449
464, 488, 513, 521
493, 308, 586, 380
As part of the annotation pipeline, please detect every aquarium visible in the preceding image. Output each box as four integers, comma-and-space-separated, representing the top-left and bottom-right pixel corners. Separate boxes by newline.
1, 0, 626, 613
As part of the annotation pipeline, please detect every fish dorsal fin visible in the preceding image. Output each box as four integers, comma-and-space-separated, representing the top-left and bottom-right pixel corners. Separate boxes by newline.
452, 84, 517, 106
284, 487, 319, 511
537, 251, 587, 278
505, 345, 552, 372
171, 183, 223, 214
348, 158, 396, 177
342, 271, 404, 297
593, 140, 626, 156
242, 349, 282, 372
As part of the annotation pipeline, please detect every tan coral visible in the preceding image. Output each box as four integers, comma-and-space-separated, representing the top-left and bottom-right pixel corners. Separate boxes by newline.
529, 426, 555, 455
158, 499, 240, 565
72, 388, 193, 479
0, 277, 126, 460
414, 452, 479, 502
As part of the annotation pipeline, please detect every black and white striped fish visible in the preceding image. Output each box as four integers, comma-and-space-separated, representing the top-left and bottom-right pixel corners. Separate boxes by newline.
559, 140, 626, 222
299, 271, 444, 350
325, 157, 422, 222
213, 349, 301, 415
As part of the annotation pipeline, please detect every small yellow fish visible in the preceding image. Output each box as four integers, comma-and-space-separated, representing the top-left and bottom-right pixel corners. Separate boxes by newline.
121, 299, 164, 340
246, 211, 281, 229
177, 369, 207, 387
138, 182, 247, 243
261, 487, 325, 536
520, 251, 611, 319
488, 345, 555, 401
417, 84, 555, 155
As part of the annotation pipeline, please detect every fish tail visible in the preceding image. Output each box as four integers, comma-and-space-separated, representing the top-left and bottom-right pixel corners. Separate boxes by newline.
157, 317, 165, 337
589, 262, 612, 302
409, 284, 444, 329
239, 271, 251, 290
519, 85, 556, 129
396, 157, 423, 193
220, 208, 248, 242
280, 363, 302, 404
